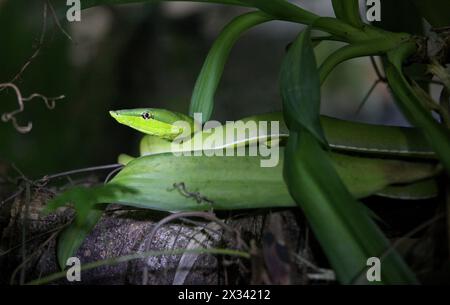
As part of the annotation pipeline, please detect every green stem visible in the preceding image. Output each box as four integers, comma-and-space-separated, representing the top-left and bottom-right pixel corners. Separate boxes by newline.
27, 247, 250, 285
386, 42, 450, 174
313, 17, 369, 42
319, 34, 411, 84
246, 0, 318, 25
251, 5, 369, 43
75, 0, 407, 46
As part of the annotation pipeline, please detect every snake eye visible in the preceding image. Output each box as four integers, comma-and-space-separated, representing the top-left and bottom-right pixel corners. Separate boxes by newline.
141, 112, 152, 120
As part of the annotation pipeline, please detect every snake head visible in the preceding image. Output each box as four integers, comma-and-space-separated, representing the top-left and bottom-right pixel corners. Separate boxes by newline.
109, 108, 195, 141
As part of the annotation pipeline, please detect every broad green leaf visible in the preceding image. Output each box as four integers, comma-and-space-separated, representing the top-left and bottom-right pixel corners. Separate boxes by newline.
280, 27, 327, 144
413, 0, 450, 27
46, 151, 436, 272
101, 150, 436, 211
283, 130, 418, 284
386, 44, 450, 174
189, 12, 272, 122
331, 0, 363, 28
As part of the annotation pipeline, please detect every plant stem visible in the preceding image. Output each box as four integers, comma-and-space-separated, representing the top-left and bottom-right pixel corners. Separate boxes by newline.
27, 247, 250, 285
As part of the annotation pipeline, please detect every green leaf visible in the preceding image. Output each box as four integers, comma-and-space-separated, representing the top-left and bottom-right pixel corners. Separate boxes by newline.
280, 27, 417, 283
189, 12, 272, 122
102, 150, 436, 211
280, 27, 327, 145
44, 184, 137, 269
46, 150, 436, 272
283, 130, 418, 284
331, 0, 363, 28
57, 208, 104, 270
44, 184, 136, 221
413, 0, 450, 27
386, 43, 450, 174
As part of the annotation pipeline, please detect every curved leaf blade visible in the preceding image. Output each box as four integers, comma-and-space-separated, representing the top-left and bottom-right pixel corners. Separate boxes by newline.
283, 130, 418, 284
189, 12, 273, 122
280, 28, 417, 283
101, 150, 436, 211
45, 151, 436, 272
280, 27, 327, 144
